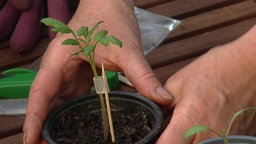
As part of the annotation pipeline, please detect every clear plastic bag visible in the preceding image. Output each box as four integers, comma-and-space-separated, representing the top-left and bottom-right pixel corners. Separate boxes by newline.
135, 7, 180, 55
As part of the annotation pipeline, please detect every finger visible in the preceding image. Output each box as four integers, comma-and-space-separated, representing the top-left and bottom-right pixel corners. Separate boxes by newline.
156, 107, 195, 144
47, 0, 72, 39
122, 51, 174, 106
10, 0, 43, 53
11, 0, 31, 10
0, 0, 20, 40
156, 74, 191, 143
23, 68, 62, 144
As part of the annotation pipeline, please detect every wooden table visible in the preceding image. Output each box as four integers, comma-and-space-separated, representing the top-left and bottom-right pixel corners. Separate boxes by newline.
1, 0, 256, 143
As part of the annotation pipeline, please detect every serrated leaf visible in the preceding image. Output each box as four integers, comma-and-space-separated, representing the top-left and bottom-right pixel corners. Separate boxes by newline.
183, 125, 210, 139
62, 39, 79, 45
94, 30, 108, 42
76, 26, 88, 36
83, 45, 96, 56
99, 36, 122, 47
99, 37, 109, 46
41, 18, 72, 33
86, 21, 103, 40
107, 36, 122, 47
52, 27, 72, 33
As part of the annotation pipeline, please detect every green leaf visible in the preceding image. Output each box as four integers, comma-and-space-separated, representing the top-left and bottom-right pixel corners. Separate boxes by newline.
86, 21, 103, 40
183, 125, 210, 139
62, 39, 79, 45
52, 27, 72, 33
107, 36, 122, 47
98, 37, 109, 46
94, 30, 108, 42
99, 36, 122, 47
83, 45, 96, 56
41, 18, 72, 33
76, 26, 88, 36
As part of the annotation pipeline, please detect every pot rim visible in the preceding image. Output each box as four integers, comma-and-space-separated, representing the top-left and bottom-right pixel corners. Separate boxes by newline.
199, 135, 256, 144
42, 91, 163, 144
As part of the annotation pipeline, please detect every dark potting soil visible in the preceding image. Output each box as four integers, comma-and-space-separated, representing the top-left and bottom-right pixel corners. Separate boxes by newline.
51, 100, 156, 144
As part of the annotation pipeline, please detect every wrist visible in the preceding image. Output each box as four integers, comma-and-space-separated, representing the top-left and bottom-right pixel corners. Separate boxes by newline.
232, 25, 256, 74
206, 33, 256, 106
221, 26, 256, 105
69, 0, 135, 29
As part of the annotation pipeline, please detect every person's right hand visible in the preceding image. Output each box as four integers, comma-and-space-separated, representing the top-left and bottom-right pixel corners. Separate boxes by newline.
157, 25, 256, 144
23, 0, 173, 143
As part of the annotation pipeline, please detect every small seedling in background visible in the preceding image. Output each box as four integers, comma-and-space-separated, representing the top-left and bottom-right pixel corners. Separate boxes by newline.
41, 18, 122, 143
183, 107, 256, 144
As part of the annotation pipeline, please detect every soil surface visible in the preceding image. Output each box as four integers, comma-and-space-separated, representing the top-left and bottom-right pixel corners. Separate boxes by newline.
50, 100, 156, 144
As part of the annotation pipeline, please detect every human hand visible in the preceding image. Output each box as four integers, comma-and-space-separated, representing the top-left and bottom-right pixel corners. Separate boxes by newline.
23, 39, 95, 143
157, 26, 256, 144
23, 0, 173, 143
0, 0, 71, 54
63, 0, 173, 104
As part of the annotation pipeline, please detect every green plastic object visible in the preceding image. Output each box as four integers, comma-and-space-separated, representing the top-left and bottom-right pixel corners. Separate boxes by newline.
91, 71, 119, 92
0, 68, 37, 98
0, 68, 119, 98
105, 71, 119, 90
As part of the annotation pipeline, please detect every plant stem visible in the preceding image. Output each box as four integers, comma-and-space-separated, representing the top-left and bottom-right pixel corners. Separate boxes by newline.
89, 56, 109, 141
222, 135, 229, 144
89, 55, 98, 77
220, 130, 229, 144
226, 107, 256, 135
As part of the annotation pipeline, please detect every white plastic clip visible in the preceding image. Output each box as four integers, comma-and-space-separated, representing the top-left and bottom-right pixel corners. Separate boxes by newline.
93, 76, 110, 94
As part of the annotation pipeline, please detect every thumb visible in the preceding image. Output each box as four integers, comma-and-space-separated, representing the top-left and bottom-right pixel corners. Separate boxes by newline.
156, 109, 193, 144
122, 54, 174, 106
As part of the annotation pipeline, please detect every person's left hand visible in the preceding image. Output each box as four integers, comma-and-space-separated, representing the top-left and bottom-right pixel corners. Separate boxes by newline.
156, 27, 256, 144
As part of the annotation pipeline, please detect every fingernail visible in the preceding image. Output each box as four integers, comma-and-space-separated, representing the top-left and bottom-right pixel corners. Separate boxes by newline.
156, 87, 175, 100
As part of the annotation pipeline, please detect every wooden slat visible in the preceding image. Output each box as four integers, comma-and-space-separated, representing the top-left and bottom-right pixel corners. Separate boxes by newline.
154, 58, 195, 84
134, 0, 171, 9
146, 17, 256, 68
0, 133, 23, 144
166, 0, 256, 42
0, 38, 49, 71
0, 116, 24, 138
147, 0, 244, 18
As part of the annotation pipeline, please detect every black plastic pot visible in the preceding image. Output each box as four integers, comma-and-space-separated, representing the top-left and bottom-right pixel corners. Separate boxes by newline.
42, 91, 163, 144
199, 135, 256, 144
